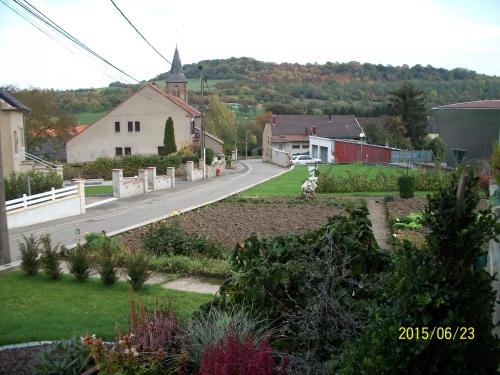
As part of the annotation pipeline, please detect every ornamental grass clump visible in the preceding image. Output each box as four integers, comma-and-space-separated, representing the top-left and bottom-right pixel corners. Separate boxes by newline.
34, 338, 93, 375
125, 250, 151, 290
40, 234, 63, 280
67, 243, 93, 282
19, 234, 40, 276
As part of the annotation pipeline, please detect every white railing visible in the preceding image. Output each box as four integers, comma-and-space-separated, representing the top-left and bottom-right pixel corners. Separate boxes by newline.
6, 185, 78, 211
24, 151, 59, 170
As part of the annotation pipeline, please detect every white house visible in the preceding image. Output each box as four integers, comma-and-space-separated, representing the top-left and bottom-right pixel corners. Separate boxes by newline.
66, 47, 223, 162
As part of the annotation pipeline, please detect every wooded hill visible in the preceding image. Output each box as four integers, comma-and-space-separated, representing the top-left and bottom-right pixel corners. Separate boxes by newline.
33, 57, 500, 119
154, 57, 500, 116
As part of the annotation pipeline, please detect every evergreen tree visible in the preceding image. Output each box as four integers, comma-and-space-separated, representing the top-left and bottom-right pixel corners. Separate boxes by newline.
163, 116, 176, 155
388, 82, 428, 148
338, 168, 500, 374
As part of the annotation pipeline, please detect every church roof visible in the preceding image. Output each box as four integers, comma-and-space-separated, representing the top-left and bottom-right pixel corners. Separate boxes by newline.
167, 46, 188, 83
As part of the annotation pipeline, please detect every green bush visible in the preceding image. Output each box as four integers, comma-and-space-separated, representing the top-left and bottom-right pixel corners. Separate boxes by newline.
4, 171, 63, 200
40, 235, 63, 280
86, 233, 121, 285
125, 251, 151, 290
216, 203, 389, 358
19, 235, 40, 276
205, 148, 214, 166
182, 155, 199, 163
149, 255, 230, 278
143, 220, 224, 259
316, 169, 449, 193
34, 338, 93, 375
338, 168, 500, 374
398, 175, 415, 198
67, 243, 93, 282
63, 154, 182, 180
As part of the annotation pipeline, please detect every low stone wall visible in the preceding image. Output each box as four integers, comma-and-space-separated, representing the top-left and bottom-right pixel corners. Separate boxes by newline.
271, 148, 291, 168
185, 157, 226, 181
113, 167, 175, 198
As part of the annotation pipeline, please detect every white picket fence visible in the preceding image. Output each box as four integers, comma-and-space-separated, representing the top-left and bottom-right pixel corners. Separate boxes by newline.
6, 185, 79, 211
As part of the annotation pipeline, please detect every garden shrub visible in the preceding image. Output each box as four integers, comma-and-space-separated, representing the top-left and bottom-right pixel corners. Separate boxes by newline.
205, 148, 214, 165
215, 203, 389, 362
86, 232, 121, 285
4, 170, 63, 200
63, 154, 182, 180
40, 234, 63, 280
67, 243, 93, 281
491, 143, 500, 184
337, 168, 500, 374
34, 338, 93, 375
390, 212, 423, 230
180, 307, 274, 373
144, 220, 224, 259
125, 250, 151, 290
199, 335, 286, 375
149, 255, 230, 278
398, 175, 415, 198
19, 234, 40, 276
182, 155, 200, 163
316, 168, 449, 193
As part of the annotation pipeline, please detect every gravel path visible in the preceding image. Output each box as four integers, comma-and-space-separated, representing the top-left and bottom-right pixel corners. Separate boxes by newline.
161, 277, 220, 294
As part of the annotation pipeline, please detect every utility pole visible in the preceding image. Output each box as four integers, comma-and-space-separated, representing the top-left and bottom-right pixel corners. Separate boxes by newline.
199, 65, 206, 179
234, 112, 238, 162
0, 126, 11, 264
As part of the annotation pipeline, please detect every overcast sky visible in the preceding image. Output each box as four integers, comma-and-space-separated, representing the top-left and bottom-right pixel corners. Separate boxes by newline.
1, 0, 500, 90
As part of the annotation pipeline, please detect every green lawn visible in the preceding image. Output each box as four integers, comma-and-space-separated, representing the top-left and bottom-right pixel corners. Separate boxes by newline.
85, 185, 113, 196
0, 272, 211, 345
243, 164, 414, 197
74, 111, 107, 124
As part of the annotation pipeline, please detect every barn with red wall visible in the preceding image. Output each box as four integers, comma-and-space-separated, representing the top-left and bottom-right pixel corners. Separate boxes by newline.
333, 140, 393, 163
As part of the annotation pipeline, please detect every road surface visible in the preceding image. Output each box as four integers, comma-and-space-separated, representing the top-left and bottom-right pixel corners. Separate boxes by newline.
7, 159, 286, 261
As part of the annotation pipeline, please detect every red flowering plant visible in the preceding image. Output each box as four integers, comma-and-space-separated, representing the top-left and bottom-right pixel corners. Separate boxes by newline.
199, 333, 287, 375
82, 301, 184, 374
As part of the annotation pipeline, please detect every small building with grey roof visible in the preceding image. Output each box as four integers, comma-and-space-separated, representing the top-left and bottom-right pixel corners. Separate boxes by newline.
430, 100, 500, 167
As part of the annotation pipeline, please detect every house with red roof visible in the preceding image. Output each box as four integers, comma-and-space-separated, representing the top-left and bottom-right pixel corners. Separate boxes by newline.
66, 47, 223, 163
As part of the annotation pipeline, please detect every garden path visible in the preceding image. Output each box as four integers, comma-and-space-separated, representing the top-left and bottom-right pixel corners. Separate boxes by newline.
161, 277, 220, 294
367, 198, 391, 250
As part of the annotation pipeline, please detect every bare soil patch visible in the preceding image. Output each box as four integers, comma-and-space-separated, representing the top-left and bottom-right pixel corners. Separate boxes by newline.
115, 197, 347, 252
0, 345, 49, 375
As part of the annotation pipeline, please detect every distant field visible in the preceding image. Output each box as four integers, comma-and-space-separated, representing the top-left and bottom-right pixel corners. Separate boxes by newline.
152, 79, 231, 92
74, 111, 107, 124
243, 164, 412, 197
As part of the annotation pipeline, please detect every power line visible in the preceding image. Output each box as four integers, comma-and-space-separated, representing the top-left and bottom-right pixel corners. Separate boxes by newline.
109, 0, 172, 66
12, 0, 140, 84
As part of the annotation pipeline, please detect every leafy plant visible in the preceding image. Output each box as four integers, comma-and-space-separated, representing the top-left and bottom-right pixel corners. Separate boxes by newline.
143, 220, 224, 259
19, 234, 40, 276
205, 148, 214, 165
398, 174, 415, 198
67, 243, 93, 282
34, 338, 93, 375
125, 250, 151, 290
390, 212, 423, 230
86, 232, 121, 285
149, 255, 230, 278
180, 307, 274, 373
338, 168, 500, 374
4, 170, 63, 200
40, 234, 63, 280
491, 143, 500, 185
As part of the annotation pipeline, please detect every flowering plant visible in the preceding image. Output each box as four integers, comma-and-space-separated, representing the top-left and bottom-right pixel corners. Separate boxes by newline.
301, 176, 318, 199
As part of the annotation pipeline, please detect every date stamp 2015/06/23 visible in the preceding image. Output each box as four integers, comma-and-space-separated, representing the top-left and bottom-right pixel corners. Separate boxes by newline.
399, 327, 474, 340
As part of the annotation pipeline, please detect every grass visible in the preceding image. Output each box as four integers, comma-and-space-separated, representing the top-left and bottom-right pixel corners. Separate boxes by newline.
0, 272, 212, 345
243, 164, 413, 197
74, 111, 107, 124
85, 185, 113, 196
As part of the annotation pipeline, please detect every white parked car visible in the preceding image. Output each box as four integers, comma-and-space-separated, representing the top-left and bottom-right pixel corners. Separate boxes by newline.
291, 155, 322, 165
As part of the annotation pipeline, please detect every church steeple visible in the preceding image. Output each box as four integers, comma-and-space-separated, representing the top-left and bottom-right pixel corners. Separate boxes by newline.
166, 46, 188, 102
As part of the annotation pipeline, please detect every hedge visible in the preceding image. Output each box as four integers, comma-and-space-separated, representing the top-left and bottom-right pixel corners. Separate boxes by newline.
63, 154, 182, 180
4, 171, 63, 200
317, 169, 450, 193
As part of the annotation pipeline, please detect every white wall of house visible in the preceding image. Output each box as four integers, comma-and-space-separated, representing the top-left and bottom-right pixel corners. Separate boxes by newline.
66, 85, 198, 163
309, 136, 334, 163
0, 102, 26, 176
272, 141, 309, 155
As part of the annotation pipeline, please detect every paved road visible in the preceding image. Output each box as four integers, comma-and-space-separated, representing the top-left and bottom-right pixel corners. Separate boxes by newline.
7, 159, 286, 261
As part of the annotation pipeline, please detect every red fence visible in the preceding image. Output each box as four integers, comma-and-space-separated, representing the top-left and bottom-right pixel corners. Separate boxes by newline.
334, 140, 392, 163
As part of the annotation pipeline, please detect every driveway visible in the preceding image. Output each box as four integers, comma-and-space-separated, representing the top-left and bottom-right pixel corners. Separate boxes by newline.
7, 160, 286, 261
